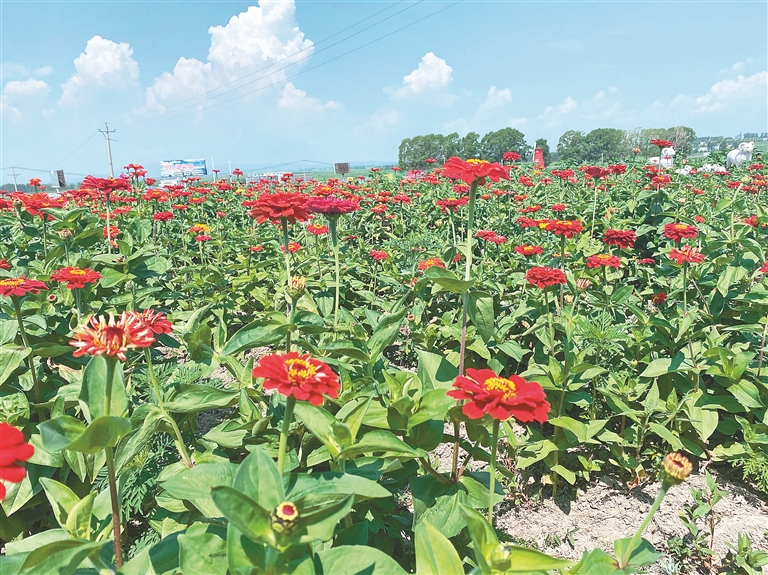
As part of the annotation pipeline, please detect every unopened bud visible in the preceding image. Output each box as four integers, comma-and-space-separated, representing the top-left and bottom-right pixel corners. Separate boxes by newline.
271, 502, 299, 535
59, 229, 72, 238
661, 452, 692, 485
287, 276, 306, 299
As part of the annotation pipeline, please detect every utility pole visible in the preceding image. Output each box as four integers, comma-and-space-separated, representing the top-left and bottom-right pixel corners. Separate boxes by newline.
211, 157, 216, 182
228, 160, 232, 176
99, 122, 116, 178
302, 160, 307, 181
7, 167, 19, 191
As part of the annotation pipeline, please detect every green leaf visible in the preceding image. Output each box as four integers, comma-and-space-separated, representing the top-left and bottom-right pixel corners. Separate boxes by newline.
367, 308, 407, 363
641, 353, 695, 378
614, 537, 661, 569
648, 422, 683, 451
163, 384, 238, 413
211, 486, 275, 547
38, 478, 79, 531
416, 349, 458, 390
160, 461, 238, 501
296, 494, 354, 544
337, 430, 427, 461
468, 290, 495, 343
0, 345, 30, 387
569, 548, 622, 574
285, 472, 390, 507
221, 316, 290, 356
119, 531, 182, 575
312, 546, 407, 575
64, 490, 96, 539
551, 464, 577, 485
294, 401, 342, 459
99, 267, 134, 288
178, 524, 228, 575
18, 539, 107, 575
415, 520, 464, 575
40, 415, 131, 454
79, 355, 127, 420
461, 505, 498, 574
233, 447, 285, 512
425, 266, 474, 294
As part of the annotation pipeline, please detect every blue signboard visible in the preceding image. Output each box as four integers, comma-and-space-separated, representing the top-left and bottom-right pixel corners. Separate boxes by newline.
160, 159, 207, 177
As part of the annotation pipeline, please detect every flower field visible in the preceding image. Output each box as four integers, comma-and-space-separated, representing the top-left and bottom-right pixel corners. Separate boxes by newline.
1, 153, 767, 574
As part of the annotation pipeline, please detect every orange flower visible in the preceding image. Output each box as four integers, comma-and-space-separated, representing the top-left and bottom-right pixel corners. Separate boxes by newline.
0, 422, 34, 500
447, 368, 550, 422
70, 312, 155, 361
50, 267, 101, 289
252, 352, 340, 406
417, 257, 445, 271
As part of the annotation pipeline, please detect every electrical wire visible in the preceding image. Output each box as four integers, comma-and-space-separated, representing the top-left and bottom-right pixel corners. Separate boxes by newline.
49, 130, 100, 168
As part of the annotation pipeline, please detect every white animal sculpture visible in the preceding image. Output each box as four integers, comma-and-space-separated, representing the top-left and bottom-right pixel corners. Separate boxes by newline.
701, 163, 728, 174
648, 147, 676, 169
726, 141, 755, 169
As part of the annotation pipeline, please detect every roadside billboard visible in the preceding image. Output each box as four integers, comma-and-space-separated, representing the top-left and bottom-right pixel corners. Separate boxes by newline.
160, 159, 208, 178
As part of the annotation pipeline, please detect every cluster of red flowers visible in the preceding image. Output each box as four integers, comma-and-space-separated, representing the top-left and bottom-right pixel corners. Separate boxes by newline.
369, 250, 388, 261
476, 230, 506, 244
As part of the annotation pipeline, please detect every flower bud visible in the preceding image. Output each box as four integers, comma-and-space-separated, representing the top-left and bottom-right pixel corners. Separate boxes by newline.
741, 176, 751, 184
59, 229, 72, 238
661, 452, 692, 485
287, 276, 306, 299
490, 543, 511, 566
271, 502, 299, 535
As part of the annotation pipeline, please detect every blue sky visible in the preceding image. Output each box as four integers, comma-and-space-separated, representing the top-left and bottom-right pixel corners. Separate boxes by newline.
1, 0, 766, 183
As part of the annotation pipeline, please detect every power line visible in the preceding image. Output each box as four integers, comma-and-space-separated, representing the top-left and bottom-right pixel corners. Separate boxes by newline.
49, 130, 100, 169
133, 1, 461, 127
130, 1, 408, 120
99, 123, 116, 178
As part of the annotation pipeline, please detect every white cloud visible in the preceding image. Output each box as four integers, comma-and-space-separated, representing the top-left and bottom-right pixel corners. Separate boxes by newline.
278, 82, 339, 113
59, 36, 140, 106
608, 86, 618, 93
478, 86, 512, 112
1, 63, 53, 79
694, 71, 767, 113
537, 96, 578, 127
140, 1, 313, 114
4, 79, 50, 98
443, 86, 517, 134
390, 52, 452, 99
353, 107, 400, 137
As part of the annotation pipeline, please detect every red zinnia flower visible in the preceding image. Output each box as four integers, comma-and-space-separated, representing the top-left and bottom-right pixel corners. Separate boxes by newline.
435, 197, 468, 212
447, 368, 549, 422
637, 258, 656, 265
248, 193, 310, 224
307, 196, 360, 216
694, 215, 706, 223
50, 267, 101, 289
153, 211, 174, 222
743, 215, 758, 228
0, 277, 48, 298
103, 225, 120, 239
759, 262, 768, 273
417, 257, 446, 271
70, 312, 155, 361
586, 254, 621, 269
369, 250, 388, 261
128, 309, 172, 334
441, 157, 509, 186
0, 259, 11, 270
250, 245, 264, 252
514, 245, 545, 257
525, 266, 566, 288
662, 223, 698, 242
545, 219, 583, 238
502, 151, 521, 162
306, 223, 329, 235
669, 246, 706, 265
189, 224, 210, 233
650, 139, 674, 148
280, 242, 301, 253
652, 291, 667, 306
0, 422, 34, 500
551, 203, 567, 212
252, 352, 340, 406
604, 229, 636, 249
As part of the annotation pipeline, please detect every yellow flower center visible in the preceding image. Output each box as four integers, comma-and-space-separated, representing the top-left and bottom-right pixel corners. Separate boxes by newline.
466, 158, 488, 165
285, 358, 317, 382
0, 278, 23, 287
597, 254, 611, 261
483, 376, 517, 400
674, 224, 688, 230
70, 269, 87, 275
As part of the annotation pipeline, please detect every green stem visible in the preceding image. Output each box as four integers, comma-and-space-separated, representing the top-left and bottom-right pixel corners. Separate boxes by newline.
277, 395, 296, 476
619, 482, 670, 568
106, 446, 123, 568
12, 296, 43, 420
144, 348, 193, 467
329, 218, 340, 329
682, 262, 688, 313
41, 215, 48, 260
105, 194, 112, 255
488, 418, 500, 524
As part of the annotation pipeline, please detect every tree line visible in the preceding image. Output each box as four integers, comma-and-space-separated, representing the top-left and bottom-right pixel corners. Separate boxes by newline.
397, 126, 696, 169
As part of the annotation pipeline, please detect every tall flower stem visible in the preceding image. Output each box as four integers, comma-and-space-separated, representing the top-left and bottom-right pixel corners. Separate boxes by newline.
281, 219, 293, 350
454, 180, 478, 481
41, 216, 48, 260
276, 395, 296, 476
488, 418, 500, 524
682, 261, 688, 314
103, 357, 123, 568
105, 194, 113, 255
144, 348, 193, 467
559, 235, 566, 308
329, 217, 341, 330
589, 185, 599, 238
618, 481, 670, 568
12, 296, 43, 420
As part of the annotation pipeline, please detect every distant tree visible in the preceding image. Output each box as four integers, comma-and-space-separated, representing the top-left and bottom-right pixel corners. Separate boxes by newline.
584, 128, 625, 163
460, 132, 482, 160
534, 138, 551, 164
479, 128, 527, 162
557, 130, 588, 163
668, 126, 697, 155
